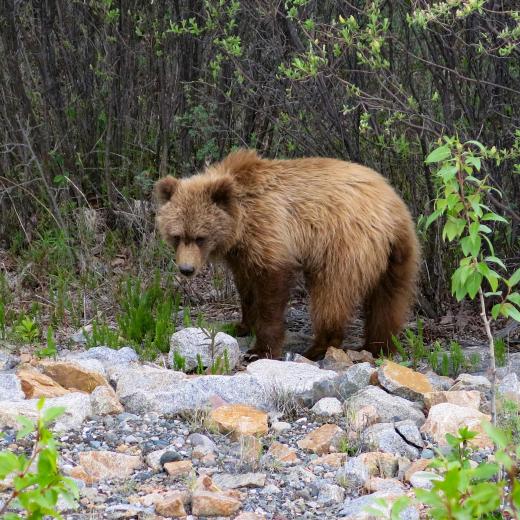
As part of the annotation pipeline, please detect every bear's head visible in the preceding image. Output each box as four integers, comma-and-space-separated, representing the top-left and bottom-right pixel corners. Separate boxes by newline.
154, 173, 239, 277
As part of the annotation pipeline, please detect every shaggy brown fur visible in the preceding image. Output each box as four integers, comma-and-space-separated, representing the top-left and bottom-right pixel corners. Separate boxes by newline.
155, 150, 420, 360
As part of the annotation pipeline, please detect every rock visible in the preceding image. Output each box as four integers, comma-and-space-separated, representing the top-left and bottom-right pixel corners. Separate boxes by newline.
247, 359, 336, 396
191, 491, 242, 517
346, 350, 375, 364
311, 397, 343, 416
17, 369, 69, 398
39, 361, 109, 393
90, 385, 124, 415
235, 514, 266, 520
154, 491, 187, 517
425, 371, 454, 391
272, 421, 291, 433
0, 392, 91, 431
404, 459, 431, 482
0, 373, 25, 401
213, 472, 266, 489
164, 460, 193, 478
189, 432, 217, 450
424, 390, 481, 411
317, 482, 345, 505
145, 449, 170, 472
0, 351, 18, 371
237, 435, 263, 465
70, 325, 92, 344
498, 373, 520, 402
362, 423, 420, 459
451, 373, 491, 394
159, 450, 182, 465
66, 346, 138, 366
70, 451, 141, 483
265, 442, 300, 464
117, 367, 267, 414
339, 491, 419, 519
169, 327, 240, 371
377, 361, 433, 401
345, 386, 425, 426
348, 404, 380, 430
395, 420, 424, 448
297, 424, 346, 455
308, 363, 375, 405
310, 453, 348, 468
210, 404, 268, 439
293, 354, 319, 366
409, 471, 441, 489
421, 403, 492, 448
365, 477, 405, 493
321, 347, 354, 370
337, 452, 398, 488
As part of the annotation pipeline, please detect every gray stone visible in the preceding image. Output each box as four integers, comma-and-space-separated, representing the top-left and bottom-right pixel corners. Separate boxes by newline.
316, 482, 345, 505
362, 423, 420, 459
0, 392, 91, 431
90, 385, 123, 415
168, 327, 240, 371
498, 372, 520, 397
345, 386, 425, 426
117, 367, 267, 414
340, 491, 419, 519
0, 350, 19, 371
452, 373, 491, 394
272, 421, 291, 432
145, 448, 170, 471
395, 420, 425, 448
409, 471, 442, 489
336, 456, 370, 488
188, 433, 217, 451
425, 371, 454, 391
159, 450, 182, 466
66, 346, 139, 366
212, 472, 266, 489
247, 359, 336, 395
311, 397, 343, 416
0, 373, 25, 401
70, 325, 92, 344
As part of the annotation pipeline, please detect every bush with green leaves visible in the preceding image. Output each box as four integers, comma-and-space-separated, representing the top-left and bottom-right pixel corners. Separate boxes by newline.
0, 399, 79, 519
371, 424, 520, 519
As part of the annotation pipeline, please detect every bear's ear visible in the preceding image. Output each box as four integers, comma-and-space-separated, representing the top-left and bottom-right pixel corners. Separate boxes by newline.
209, 176, 235, 210
154, 176, 178, 205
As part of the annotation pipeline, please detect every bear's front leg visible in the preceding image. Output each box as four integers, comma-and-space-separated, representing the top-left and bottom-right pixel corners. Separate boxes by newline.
245, 268, 294, 360
228, 262, 257, 337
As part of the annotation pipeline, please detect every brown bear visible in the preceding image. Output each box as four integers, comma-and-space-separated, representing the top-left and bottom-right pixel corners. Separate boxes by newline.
154, 149, 420, 360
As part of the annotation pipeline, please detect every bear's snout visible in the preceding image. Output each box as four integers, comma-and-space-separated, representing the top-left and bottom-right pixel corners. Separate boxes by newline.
178, 264, 195, 277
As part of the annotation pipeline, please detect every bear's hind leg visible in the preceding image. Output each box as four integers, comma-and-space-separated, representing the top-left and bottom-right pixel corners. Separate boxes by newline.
246, 268, 294, 360
304, 275, 355, 361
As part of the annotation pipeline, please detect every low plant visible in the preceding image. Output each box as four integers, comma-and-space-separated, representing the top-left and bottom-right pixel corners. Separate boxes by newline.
391, 318, 427, 369
85, 321, 121, 349
35, 327, 58, 359
172, 350, 187, 372
494, 337, 507, 368
0, 298, 6, 340
0, 399, 79, 518
14, 316, 40, 344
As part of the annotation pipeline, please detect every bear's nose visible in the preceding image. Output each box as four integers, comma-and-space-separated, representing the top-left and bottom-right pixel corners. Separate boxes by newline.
179, 264, 195, 277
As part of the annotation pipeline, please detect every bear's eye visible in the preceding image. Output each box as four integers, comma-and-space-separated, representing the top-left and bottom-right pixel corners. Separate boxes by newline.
170, 235, 181, 246
195, 237, 206, 247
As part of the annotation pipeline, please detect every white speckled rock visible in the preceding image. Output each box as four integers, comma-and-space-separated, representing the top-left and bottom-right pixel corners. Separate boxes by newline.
168, 327, 240, 371
311, 397, 343, 416
0, 373, 25, 401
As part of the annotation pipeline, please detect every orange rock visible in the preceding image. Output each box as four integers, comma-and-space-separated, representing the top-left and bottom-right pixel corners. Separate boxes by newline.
378, 361, 433, 401
424, 390, 481, 411
404, 458, 432, 482
297, 424, 346, 455
266, 442, 300, 464
309, 452, 348, 467
17, 369, 69, 398
346, 349, 375, 364
164, 460, 193, 478
210, 404, 268, 439
421, 403, 492, 448
191, 490, 241, 517
323, 347, 354, 369
40, 361, 109, 393
70, 451, 141, 484
358, 452, 399, 479
154, 491, 187, 517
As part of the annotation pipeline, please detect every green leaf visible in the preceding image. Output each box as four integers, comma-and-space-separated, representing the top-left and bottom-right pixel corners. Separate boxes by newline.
481, 212, 508, 223
0, 451, 19, 478
466, 271, 483, 299
443, 217, 466, 241
508, 268, 520, 288
37, 397, 45, 411
16, 416, 35, 440
465, 155, 481, 170
507, 293, 520, 306
483, 422, 509, 449
41, 407, 65, 425
425, 209, 443, 229
492, 303, 502, 320
426, 144, 452, 164
504, 304, 520, 322
484, 256, 506, 269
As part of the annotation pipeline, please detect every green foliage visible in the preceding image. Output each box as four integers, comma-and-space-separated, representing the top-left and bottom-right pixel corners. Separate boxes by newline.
85, 321, 121, 350
424, 137, 520, 319
35, 327, 58, 359
494, 338, 507, 368
172, 350, 187, 372
117, 273, 179, 356
14, 316, 40, 344
0, 399, 79, 518
372, 425, 520, 519
391, 318, 426, 369
0, 298, 6, 340
196, 353, 205, 375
